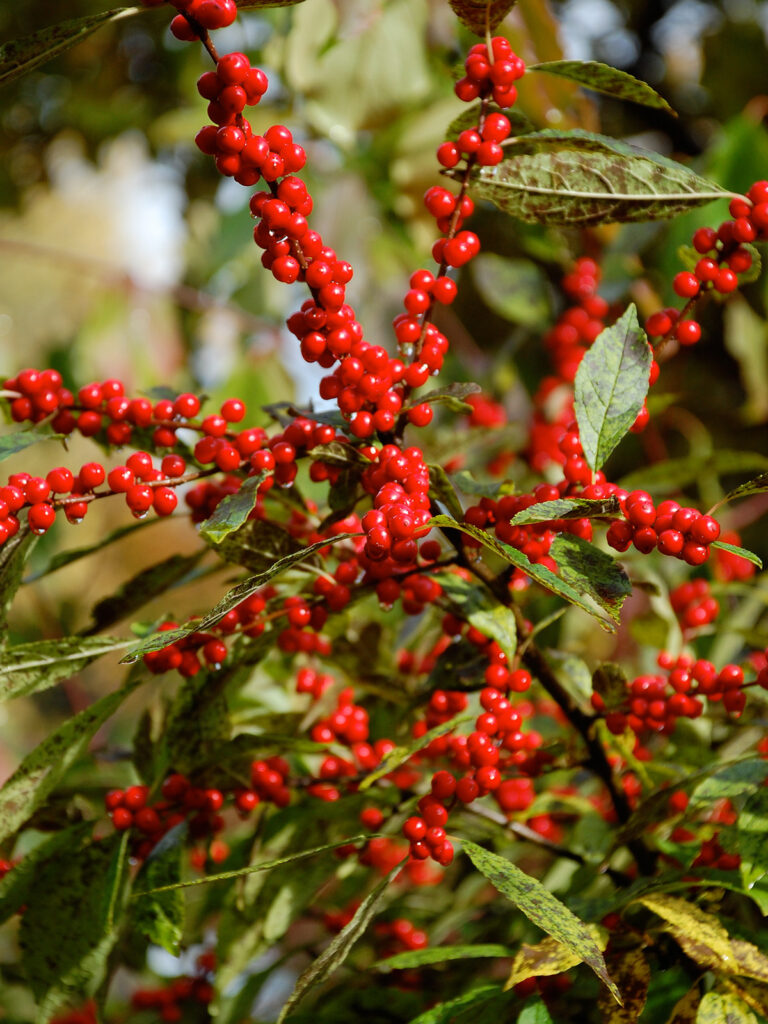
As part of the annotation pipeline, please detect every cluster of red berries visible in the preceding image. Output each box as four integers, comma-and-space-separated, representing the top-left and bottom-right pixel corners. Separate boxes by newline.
0, 371, 271, 543
194, 54, 275, 182
130, 952, 215, 1023
594, 650, 750, 736
359, 444, 432, 563
670, 578, 720, 632
142, 592, 269, 675
169, 0, 237, 36
606, 491, 720, 565
105, 760, 289, 858
646, 182, 768, 348
447, 35, 526, 121
49, 1001, 98, 1024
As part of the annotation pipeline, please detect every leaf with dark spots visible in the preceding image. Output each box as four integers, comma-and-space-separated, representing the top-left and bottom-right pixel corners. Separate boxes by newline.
464, 130, 729, 226
462, 840, 620, 1002
530, 60, 675, 115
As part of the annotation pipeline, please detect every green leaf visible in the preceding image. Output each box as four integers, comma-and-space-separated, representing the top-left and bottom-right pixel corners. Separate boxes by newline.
465, 130, 729, 226
199, 472, 269, 545
710, 540, 762, 570
471, 255, 551, 328
19, 832, 129, 1022
0, 530, 36, 636
549, 534, 632, 623
697, 992, 758, 1024
209, 517, 306, 575
121, 532, 359, 662
724, 296, 768, 425
374, 944, 514, 971
134, 836, 373, 895
618, 450, 768, 494
0, 636, 133, 702
461, 839, 620, 1002
133, 826, 186, 955
691, 760, 768, 806
429, 515, 616, 630
529, 60, 675, 115
0, 822, 93, 924
517, 1003, 555, 1024
88, 551, 205, 632
163, 672, 230, 776
428, 463, 465, 522
409, 382, 481, 413
437, 572, 517, 663
0, 8, 142, 88
276, 858, 405, 1023
358, 714, 474, 791
451, 470, 513, 499
574, 304, 652, 471
511, 496, 621, 525
0, 430, 64, 461
448, 0, 516, 35
710, 471, 768, 513
737, 787, 768, 914
406, 983, 509, 1024
307, 441, 371, 467
0, 678, 141, 844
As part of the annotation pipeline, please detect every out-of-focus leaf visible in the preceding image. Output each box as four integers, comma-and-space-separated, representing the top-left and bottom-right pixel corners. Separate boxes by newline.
0, 678, 140, 844
471, 254, 551, 328
0, 9, 142, 88
736, 786, 768, 914
0, 636, 133, 701
696, 992, 758, 1024
133, 826, 186, 956
88, 551, 205, 632
276, 858, 404, 1023
0, 530, 36, 636
19, 832, 129, 1022
592, 663, 628, 712
374, 944, 513, 972
724, 297, 768, 424
448, 0, 516, 36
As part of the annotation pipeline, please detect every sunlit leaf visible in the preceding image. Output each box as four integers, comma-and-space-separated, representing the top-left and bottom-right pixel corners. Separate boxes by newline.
529, 60, 675, 115
574, 304, 651, 471
463, 130, 729, 226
